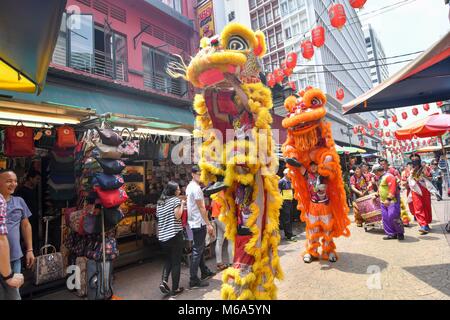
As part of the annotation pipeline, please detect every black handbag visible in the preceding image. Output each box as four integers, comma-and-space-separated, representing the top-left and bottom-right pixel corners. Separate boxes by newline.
96, 158, 126, 175
93, 173, 125, 190
95, 126, 123, 147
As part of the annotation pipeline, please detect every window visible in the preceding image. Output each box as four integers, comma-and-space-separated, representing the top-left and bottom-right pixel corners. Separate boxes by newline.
173, 0, 182, 14
258, 11, 266, 28
300, 18, 308, 32
142, 45, 186, 96
52, 13, 67, 66
251, 17, 258, 30
269, 34, 276, 49
288, 0, 295, 11
276, 31, 283, 44
249, 0, 256, 9
266, 10, 273, 23
274, 6, 280, 19
69, 14, 94, 73
281, 2, 288, 15
284, 27, 292, 39
292, 23, 299, 36
228, 11, 236, 22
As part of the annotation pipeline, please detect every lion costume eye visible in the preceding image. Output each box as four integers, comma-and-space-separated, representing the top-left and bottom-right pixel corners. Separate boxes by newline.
311, 97, 322, 107
227, 35, 249, 51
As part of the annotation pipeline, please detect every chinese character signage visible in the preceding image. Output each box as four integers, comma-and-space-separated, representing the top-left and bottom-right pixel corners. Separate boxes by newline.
197, 0, 215, 38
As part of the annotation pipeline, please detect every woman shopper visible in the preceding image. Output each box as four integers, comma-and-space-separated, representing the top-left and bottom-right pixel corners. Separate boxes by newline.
211, 191, 233, 271
156, 181, 185, 297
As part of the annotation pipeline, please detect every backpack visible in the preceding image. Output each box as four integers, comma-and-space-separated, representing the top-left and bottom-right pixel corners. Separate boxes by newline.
4, 123, 35, 157
56, 125, 78, 149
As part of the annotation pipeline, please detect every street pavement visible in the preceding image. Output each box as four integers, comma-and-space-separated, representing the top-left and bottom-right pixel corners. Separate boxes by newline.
38, 196, 450, 300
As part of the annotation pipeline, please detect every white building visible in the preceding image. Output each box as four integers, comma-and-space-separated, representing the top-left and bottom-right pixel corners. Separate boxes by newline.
363, 24, 389, 86
206, 0, 252, 35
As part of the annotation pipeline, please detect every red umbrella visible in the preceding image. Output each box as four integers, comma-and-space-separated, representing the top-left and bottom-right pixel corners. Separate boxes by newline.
394, 113, 450, 140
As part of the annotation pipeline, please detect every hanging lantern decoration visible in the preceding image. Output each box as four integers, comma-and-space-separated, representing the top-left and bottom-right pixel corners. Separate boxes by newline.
311, 25, 325, 48
329, 3, 347, 30
393, 140, 397, 146
427, 139, 431, 145
369, 129, 375, 136
374, 120, 380, 128
422, 140, 427, 146
274, 68, 284, 84
361, 127, 367, 135
392, 115, 398, 123
368, 122, 373, 130
412, 107, 419, 116
301, 40, 315, 60
283, 67, 293, 77
336, 87, 345, 101
353, 127, 358, 134
386, 131, 390, 137
423, 103, 430, 111
378, 130, 384, 137
402, 111, 408, 120
436, 101, 444, 107
359, 140, 365, 147
266, 73, 276, 88
383, 119, 389, 127
349, 0, 367, 9
286, 52, 298, 69
288, 81, 297, 91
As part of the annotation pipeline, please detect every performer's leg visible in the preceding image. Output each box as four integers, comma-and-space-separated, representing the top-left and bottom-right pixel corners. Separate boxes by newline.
321, 232, 337, 262
303, 225, 320, 263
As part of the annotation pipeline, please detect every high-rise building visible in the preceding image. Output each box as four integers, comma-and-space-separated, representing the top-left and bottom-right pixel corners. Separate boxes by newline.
363, 24, 389, 86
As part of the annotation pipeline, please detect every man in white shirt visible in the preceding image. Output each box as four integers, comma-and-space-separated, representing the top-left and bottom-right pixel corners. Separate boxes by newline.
186, 166, 216, 288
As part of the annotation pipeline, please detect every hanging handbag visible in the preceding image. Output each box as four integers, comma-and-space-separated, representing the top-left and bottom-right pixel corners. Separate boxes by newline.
95, 126, 123, 147
96, 158, 126, 175
36, 126, 56, 150
94, 141, 122, 159
56, 125, 78, 149
141, 214, 151, 236
34, 245, 65, 286
117, 128, 140, 157
4, 122, 35, 157
92, 173, 124, 190
95, 186, 128, 208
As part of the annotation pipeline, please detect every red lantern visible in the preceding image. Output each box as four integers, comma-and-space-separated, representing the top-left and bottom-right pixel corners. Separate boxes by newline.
368, 122, 373, 130
349, 0, 367, 9
374, 120, 380, 128
393, 140, 397, 146
369, 130, 375, 136
378, 130, 384, 137
422, 140, 426, 146
361, 127, 366, 135
311, 25, 325, 48
402, 112, 408, 120
283, 67, 293, 77
386, 131, 390, 137
301, 40, 314, 60
412, 107, 418, 116
329, 4, 347, 30
427, 139, 431, 145
359, 140, 365, 147
288, 81, 297, 91
274, 68, 284, 83
383, 119, 389, 127
336, 87, 345, 101
353, 127, 358, 134
266, 73, 276, 87
436, 101, 444, 107
423, 103, 430, 111
392, 115, 397, 123
286, 52, 298, 69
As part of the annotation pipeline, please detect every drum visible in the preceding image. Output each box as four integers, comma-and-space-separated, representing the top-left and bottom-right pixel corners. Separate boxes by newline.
355, 193, 382, 224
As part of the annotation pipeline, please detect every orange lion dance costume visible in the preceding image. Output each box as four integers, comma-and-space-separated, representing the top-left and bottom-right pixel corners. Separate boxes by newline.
281, 87, 351, 263
168, 23, 283, 299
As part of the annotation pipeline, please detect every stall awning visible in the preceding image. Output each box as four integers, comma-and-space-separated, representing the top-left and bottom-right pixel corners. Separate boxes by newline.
343, 31, 450, 114
0, 0, 67, 94
0, 83, 194, 129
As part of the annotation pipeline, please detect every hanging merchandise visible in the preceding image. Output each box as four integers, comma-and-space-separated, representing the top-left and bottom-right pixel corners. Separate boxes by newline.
349, 0, 367, 9
94, 141, 123, 159
118, 129, 140, 157
301, 40, 314, 60
92, 173, 125, 190
402, 111, 408, 120
95, 126, 123, 147
329, 3, 347, 29
423, 103, 430, 111
95, 186, 129, 209
392, 115, 397, 123
4, 122, 35, 157
412, 107, 419, 116
286, 52, 298, 69
96, 158, 126, 175
56, 125, 77, 149
266, 73, 276, 87
336, 87, 344, 100
311, 25, 325, 47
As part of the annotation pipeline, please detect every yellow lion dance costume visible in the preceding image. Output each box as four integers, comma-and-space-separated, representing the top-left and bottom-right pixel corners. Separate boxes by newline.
282, 87, 351, 263
168, 23, 283, 299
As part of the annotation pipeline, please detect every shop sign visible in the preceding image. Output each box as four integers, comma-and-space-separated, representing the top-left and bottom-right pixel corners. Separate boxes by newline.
197, 0, 215, 38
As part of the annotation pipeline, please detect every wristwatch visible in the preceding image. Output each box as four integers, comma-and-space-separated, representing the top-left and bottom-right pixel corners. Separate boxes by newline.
1, 270, 14, 281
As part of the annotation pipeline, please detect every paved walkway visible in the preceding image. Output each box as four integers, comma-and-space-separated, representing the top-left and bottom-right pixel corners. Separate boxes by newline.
39, 197, 450, 300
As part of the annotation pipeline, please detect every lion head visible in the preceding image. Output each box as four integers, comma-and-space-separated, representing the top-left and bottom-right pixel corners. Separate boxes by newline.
167, 23, 267, 89
282, 87, 327, 135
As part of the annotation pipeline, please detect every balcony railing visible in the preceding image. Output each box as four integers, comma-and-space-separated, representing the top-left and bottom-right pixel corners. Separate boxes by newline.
143, 72, 186, 97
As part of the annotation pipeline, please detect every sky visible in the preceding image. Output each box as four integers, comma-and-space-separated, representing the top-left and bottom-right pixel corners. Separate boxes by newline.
356, 0, 450, 128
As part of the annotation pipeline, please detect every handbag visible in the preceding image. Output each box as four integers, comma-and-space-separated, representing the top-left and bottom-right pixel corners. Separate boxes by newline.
141, 214, 151, 236
56, 125, 78, 149
4, 122, 35, 157
95, 186, 128, 208
65, 205, 99, 235
93, 173, 124, 190
96, 158, 126, 175
34, 245, 65, 286
117, 128, 140, 157
94, 141, 122, 159
95, 126, 123, 147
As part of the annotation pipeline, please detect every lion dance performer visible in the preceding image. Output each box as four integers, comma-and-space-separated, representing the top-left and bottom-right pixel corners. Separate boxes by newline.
281, 87, 351, 263
167, 23, 283, 300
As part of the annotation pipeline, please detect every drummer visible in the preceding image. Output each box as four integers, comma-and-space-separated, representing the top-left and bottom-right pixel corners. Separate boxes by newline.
372, 164, 405, 241
350, 166, 371, 227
